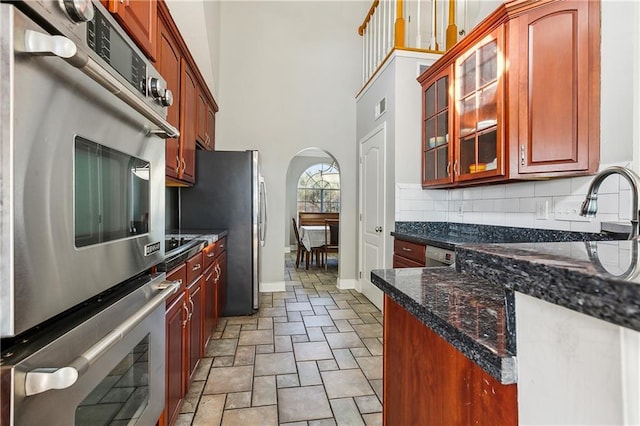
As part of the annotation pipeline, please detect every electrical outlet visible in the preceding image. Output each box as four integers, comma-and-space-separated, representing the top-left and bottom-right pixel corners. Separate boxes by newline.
457, 204, 463, 217
535, 200, 549, 220
554, 201, 591, 222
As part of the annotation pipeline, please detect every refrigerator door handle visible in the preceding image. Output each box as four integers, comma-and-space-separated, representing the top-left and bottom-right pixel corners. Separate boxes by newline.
259, 176, 267, 247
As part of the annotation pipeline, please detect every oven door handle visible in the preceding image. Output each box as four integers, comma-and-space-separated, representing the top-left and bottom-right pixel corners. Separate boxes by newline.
21, 30, 180, 139
24, 280, 180, 396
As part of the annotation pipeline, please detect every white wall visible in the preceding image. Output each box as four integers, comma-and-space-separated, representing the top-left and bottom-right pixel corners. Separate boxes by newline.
356, 52, 439, 271
396, 1, 640, 233
216, 1, 368, 289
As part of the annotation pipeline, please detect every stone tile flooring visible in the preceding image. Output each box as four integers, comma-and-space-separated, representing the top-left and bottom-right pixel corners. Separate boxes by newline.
175, 254, 383, 425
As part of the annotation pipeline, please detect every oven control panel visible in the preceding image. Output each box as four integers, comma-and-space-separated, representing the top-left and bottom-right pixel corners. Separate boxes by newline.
15, 0, 171, 114
86, 8, 147, 96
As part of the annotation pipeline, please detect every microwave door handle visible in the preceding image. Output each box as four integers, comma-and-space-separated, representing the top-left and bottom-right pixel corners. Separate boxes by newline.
24, 280, 180, 396
21, 30, 179, 139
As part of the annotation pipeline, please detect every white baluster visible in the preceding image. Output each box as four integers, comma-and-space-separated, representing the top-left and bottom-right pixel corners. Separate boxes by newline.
430, 0, 437, 50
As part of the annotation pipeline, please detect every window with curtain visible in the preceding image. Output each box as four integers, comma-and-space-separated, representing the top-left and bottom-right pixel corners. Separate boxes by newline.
297, 163, 340, 212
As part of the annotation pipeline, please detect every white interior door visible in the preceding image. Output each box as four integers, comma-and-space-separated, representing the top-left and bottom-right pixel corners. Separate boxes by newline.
359, 125, 385, 310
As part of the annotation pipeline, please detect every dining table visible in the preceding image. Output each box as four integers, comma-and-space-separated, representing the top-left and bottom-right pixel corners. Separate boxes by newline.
299, 225, 329, 252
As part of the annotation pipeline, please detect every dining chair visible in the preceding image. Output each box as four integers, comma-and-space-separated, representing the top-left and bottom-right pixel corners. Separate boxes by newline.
292, 217, 307, 268
322, 219, 339, 270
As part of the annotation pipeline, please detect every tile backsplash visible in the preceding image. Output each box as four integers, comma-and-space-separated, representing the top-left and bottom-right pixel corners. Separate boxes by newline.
396, 163, 634, 233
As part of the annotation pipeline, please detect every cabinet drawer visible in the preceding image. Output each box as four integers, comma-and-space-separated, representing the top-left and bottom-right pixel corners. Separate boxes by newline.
203, 244, 215, 270
203, 237, 227, 269
166, 263, 186, 306
393, 239, 426, 264
186, 252, 204, 285
393, 254, 425, 268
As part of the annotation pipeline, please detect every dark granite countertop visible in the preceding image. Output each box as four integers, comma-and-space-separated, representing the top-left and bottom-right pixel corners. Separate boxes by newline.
371, 267, 517, 384
160, 229, 228, 272
392, 221, 620, 250
374, 222, 636, 384
456, 240, 640, 332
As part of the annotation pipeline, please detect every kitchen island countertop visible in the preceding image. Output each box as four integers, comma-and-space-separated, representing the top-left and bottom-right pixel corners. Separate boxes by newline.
372, 236, 640, 383
371, 267, 517, 384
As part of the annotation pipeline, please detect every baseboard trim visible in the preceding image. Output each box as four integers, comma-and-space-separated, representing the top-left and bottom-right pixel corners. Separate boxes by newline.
260, 281, 286, 293
337, 278, 357, 290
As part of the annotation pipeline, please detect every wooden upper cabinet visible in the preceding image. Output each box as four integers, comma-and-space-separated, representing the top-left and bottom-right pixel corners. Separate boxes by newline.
106, 0, 157, 60
418, 0, 600, 188
180, 60, 197, 183
454, 26, 506, 183
197, 87, 216, 150
206, 106, 216, 151
157, 15, 181, 179
509, 0, 600, 177
155, 1, 218, 184
196, 90, 207, 145
422, 26, 506, 188
422, 65, 454, 187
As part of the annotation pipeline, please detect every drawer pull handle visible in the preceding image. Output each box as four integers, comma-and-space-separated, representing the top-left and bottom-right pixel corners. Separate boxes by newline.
192, 263, 201, 272
402, 247, 412, 252
207, 252, 215, 258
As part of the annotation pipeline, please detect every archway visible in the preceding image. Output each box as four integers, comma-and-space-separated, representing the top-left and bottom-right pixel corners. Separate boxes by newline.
285, 149, 341, 271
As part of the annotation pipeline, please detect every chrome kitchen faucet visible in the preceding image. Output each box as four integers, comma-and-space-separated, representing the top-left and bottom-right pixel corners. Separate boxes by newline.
580, 166, 640, 239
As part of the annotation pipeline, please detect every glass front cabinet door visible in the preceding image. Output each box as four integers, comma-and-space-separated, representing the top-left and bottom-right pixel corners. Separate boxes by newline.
422, 65, 454, 187
454, 26, 505, 183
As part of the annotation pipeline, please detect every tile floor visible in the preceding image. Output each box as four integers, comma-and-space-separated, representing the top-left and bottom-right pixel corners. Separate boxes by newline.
174, 253, 384, 426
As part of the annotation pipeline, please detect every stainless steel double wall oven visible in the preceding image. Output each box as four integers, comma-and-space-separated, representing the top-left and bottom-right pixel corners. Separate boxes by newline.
1, 1, 178, 424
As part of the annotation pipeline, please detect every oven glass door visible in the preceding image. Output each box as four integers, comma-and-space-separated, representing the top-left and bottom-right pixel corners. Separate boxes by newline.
75, 137, 151, 248
76, 335, 150, 424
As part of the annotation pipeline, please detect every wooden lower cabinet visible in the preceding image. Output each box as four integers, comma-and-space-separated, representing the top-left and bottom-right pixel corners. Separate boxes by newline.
161, 242, 227, 425
392, 254, 424, 268
187, 276, 204, 381
216, 251, 227, 319
383, 296, 518, 425
164, 292, 187, 426
203, 263, 216, 347
392, 239, 426, 268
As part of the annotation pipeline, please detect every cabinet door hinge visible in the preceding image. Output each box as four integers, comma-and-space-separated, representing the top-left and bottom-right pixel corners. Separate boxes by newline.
359, 271, 362, 279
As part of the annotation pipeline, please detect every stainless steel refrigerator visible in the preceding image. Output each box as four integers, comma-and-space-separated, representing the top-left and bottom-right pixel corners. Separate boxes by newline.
180, 150, 266, 315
